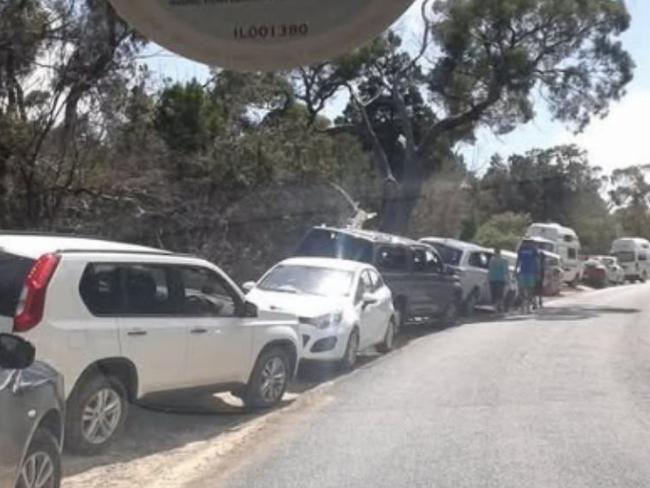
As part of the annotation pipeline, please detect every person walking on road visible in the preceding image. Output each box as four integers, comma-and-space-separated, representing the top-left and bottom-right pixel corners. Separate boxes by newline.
516, 242, 540, 314
534, 251, 547, 310
488, 248, 509, 313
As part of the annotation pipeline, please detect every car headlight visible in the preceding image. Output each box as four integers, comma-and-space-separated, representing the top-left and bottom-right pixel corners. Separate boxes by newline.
300, 311, 343, 329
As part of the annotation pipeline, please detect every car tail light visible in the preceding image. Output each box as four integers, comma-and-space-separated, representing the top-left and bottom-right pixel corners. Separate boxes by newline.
14, 253, 61, 333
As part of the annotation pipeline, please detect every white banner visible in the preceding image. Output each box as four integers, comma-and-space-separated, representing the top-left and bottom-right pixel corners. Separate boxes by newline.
109, 0, 415, 71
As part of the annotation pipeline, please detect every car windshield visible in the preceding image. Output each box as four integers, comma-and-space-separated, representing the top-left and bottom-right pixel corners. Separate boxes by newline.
295, 229, 373, 263
428, 243, 463, 266
522, 239, 555, 253
258, 265, 354, 297
615, 251, 636, 263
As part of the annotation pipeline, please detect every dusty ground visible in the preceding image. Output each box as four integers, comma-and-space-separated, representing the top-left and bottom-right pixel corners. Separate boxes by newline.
61, 285, 590, 488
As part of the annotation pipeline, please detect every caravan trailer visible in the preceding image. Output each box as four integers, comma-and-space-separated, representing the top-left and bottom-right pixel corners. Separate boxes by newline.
525, 223, 582, 285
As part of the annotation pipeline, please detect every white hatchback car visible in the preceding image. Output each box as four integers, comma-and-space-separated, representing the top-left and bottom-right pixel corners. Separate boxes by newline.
0, 234, 301, 455
245, 258, 395, 369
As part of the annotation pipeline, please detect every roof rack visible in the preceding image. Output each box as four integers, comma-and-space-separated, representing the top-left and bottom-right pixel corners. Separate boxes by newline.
0, 231, 170, 254
56, 249, 174, 256
316, 226, 421, 246
0, 230, 112, 240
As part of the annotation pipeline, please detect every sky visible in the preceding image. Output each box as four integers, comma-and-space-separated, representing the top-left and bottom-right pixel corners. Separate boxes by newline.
144, 0, 650, 175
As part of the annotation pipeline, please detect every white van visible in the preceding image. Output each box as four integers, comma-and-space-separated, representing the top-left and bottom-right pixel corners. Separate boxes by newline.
525, 223, 582, 285
611, 237, 650, 283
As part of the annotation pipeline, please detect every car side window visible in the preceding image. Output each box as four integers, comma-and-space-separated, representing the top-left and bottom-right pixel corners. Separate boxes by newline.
412, 249, 426, 272
413, 248, 443, 273
178, 267, 239, 317
367, 269, 383, 292
355, 271, 373, 303
80, 264, 122, 316
425, 250, 443, 273
469, 252, 489, 269
123, 265, 176, 316
377, 246, 408, 271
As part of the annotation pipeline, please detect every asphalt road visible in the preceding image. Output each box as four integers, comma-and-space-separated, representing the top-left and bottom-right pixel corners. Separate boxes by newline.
193, 284, 650, 488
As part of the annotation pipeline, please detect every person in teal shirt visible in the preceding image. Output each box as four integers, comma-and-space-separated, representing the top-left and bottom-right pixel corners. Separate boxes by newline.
488, 248, 510, 313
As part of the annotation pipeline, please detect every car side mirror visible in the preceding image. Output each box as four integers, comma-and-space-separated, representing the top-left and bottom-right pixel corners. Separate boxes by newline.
362, 293, 378, 308
201, 284, 215, 295
443, 265, 455, 276
242, 281, 256, 293
243, 301, 258, 318
0, 334, 35, 370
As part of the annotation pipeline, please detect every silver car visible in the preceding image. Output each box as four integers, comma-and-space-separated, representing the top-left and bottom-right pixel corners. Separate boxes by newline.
0, 334, 64, 488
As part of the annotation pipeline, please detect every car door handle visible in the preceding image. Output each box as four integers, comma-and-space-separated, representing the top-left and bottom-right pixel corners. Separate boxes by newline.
127, 329, 148, 337
190, 327, 208, 335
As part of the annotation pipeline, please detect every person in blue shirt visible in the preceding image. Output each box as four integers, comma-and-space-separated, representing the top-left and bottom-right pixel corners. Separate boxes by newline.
516, 242, 540, 314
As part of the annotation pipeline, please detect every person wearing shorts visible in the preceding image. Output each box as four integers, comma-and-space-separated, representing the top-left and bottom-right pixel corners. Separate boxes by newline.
534, 251, 546, 309
488, 248, 509, 313
516, 243, 539, 314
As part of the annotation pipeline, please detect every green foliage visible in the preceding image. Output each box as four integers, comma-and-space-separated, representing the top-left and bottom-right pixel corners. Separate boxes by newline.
155, 80, 221, 154
430, 0, 633, 132
475, 212, 532, 251
478, 145, 606, 223
609, 165, 650, 238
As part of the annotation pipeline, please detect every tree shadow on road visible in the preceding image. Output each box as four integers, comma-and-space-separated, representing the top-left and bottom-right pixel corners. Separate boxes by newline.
481, 305, 640, 324
534, 305, 640, 322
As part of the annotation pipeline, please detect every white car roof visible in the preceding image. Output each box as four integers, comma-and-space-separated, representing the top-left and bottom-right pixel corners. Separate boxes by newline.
529, 222, 577, 234
419, 237, 489, 253
522, 236, 555, 246
0, 234, 167, 260
277, 257, 371, 272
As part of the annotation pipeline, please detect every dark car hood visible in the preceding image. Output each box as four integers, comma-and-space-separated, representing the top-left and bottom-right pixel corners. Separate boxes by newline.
0, 361, 63, 398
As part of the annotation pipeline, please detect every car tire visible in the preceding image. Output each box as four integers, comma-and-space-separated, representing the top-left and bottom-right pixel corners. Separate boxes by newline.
243, 347, 291, 409
16, 429, 61, 488
339, 328, 360, 371
394, 300, 407, 333
642, 272, 648, 283
65, 374, 128, 455
463, 290, 478, 317
377, 317, 395, 353
442, 300, 460, 327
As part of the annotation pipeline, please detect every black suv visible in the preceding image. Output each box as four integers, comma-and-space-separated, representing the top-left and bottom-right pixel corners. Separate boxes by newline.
294, 226, 462, 329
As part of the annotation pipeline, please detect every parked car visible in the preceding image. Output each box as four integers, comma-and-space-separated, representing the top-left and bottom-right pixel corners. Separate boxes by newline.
541, 251, 563, 296
611, 237, 650, 283
0, 233, 301, 454
418, 238, 493, 315
294, 227, 462, 329
590, 255, 625, 286
0, 333, 64, 488
245, 258, 395, 369
582, 258, 608, 288
582, 255, 625, 288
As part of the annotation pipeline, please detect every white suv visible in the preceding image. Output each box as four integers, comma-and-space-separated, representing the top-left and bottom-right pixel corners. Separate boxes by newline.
0, 234, 301, 454
419, 237, 493, 314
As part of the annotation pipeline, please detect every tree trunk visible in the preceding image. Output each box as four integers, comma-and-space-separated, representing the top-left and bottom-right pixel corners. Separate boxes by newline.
0, 151, 9, 228
379, 86, 425, 235
379, 152, 425, 234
